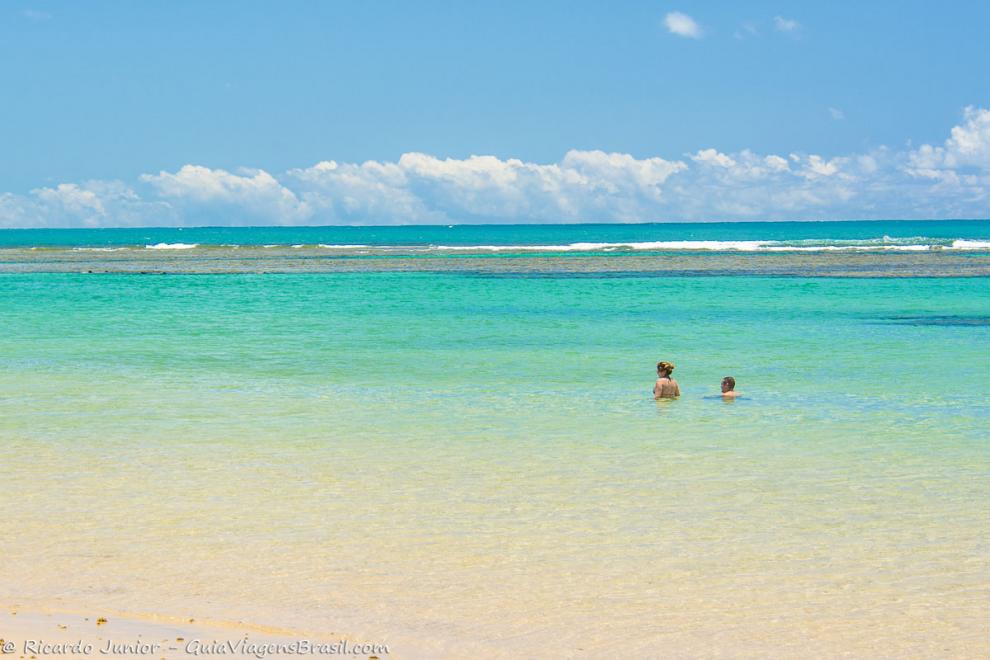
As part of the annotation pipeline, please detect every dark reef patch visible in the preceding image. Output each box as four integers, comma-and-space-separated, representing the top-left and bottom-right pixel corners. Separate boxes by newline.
884, 315, 990, 326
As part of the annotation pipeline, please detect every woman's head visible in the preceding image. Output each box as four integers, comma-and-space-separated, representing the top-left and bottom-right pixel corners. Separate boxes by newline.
657, 361, 675, 376
721, 376, 735, 392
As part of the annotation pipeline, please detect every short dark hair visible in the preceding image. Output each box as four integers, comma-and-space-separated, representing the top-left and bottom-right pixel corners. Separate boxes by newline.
721, 376, 735, 390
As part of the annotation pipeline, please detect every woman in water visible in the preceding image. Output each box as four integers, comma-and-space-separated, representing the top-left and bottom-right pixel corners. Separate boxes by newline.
653, 361, 681, 399
720, 376, 740, 399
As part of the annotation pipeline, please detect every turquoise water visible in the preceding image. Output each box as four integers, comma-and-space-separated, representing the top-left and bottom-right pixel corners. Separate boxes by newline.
1, 223, 989, 656
1, 218, 988, 248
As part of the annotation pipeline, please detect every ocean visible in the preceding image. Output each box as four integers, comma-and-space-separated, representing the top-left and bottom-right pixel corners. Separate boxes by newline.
1, 220, 988, 657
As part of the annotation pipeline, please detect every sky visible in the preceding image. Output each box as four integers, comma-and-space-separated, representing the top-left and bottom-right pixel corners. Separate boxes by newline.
3, 0, 990, 226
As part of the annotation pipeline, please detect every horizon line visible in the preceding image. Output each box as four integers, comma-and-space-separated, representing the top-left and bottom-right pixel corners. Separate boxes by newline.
2, 218, 990, 231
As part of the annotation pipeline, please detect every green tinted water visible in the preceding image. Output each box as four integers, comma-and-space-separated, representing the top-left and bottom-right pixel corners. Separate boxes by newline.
1, 272, 988, 656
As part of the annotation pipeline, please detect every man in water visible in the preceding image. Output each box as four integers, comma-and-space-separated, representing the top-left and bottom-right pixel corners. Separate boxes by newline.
720, 376, 740, 399
654, 361, 680, 399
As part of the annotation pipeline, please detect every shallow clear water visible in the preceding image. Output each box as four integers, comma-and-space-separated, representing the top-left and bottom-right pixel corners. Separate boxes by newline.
2, 230, 989, 656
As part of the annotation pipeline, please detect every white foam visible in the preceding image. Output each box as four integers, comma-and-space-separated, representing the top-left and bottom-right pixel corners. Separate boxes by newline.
433, 241, 768, 252
145, 243, 199, 250
762, 244, 933, 252
430, 239, 989, 252
949, 239, 990, 249
64, 237, 987, 253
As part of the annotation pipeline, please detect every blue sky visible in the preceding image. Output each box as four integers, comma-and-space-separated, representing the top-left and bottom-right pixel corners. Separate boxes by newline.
3, 1, 990, 225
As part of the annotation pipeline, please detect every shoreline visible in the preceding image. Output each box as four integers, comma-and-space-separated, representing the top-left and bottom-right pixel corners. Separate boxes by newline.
5, 600, 988, 659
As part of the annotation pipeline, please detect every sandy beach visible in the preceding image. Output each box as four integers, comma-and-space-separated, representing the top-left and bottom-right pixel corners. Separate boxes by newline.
1, 608, 391, 660
4, 599, 988, 659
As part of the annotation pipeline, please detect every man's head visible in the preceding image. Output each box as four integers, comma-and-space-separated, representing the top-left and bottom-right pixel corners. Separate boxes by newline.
721, 376, 735, 393
657, 361, 675, 377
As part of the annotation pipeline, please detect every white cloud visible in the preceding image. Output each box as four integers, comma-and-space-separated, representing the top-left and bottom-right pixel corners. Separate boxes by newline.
904, 107, 990, 215
773, 16, 801, 33
907, 106, 990, 182
801, 154, 844, 179
664, 11, 702, 39
0, 193, 34, 228
288, 158, 437, 223
829, 107, 845, 120
692, 148, 737, 169
764, 155, 790, 172
287, 150, 686, 223
141, 165, 311, 224
5, 107, 990, 226
33, 183, 107, 218
0, 180, 173, 228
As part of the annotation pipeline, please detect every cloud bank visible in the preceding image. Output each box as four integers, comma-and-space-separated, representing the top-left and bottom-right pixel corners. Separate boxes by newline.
4, 107, 990, 227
